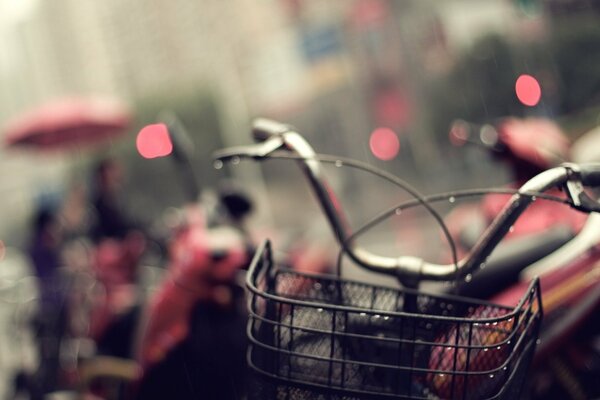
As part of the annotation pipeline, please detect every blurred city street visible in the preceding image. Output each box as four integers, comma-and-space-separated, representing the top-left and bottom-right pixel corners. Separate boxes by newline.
0, 0, 600, 399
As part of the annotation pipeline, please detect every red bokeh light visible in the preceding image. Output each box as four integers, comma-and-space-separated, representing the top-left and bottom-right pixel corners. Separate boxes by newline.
369, 127, 400, 161
137, 123, 173, 159
515, 74, 541, 106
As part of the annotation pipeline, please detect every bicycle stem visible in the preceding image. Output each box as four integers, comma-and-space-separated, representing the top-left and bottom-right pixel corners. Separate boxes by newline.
214, 119, 600, 286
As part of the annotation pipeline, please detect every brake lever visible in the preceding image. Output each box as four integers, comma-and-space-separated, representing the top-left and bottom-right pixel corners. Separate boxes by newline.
563, 163, 600, 213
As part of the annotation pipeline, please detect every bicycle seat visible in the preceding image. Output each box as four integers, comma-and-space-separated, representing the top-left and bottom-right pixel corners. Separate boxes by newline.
451, 225, 574, 299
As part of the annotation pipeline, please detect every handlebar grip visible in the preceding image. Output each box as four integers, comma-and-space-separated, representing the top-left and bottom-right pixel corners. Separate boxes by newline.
252, 118, 292, 142
580, 164, 600, 187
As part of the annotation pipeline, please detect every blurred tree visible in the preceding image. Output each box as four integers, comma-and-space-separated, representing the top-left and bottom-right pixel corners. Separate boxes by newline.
427, 17, 600, 144
427, 34, 521, 143
547, 16, 600, 114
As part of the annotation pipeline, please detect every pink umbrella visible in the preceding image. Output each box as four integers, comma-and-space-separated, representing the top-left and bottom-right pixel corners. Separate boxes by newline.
3, 96, 131, 151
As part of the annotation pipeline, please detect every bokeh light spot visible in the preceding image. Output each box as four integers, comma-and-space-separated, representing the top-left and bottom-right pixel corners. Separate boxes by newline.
137, 123, 173, 159
369, 127, 400, 161
515, 74, 541, 106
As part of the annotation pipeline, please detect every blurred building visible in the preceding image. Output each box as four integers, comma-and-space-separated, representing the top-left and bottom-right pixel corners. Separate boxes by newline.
0, 0, 549, 244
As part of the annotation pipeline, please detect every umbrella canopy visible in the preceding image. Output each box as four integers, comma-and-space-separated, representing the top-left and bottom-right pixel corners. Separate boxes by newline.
3, 96, 131, 151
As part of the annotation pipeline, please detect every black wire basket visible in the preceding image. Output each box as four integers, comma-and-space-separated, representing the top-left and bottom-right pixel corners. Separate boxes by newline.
246, 240, 543, 400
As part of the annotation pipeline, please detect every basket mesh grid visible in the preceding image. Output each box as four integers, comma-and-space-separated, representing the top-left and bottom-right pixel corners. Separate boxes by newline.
247, 241, 542, 400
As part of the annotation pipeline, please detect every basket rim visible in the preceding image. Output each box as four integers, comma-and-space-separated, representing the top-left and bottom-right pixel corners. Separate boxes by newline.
247, 240, 542, 325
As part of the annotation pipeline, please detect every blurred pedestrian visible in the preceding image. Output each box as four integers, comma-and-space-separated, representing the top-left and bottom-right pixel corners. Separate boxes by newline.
87, 157, 147, 359
27, 205, 70, 399
90, 157, 141, 242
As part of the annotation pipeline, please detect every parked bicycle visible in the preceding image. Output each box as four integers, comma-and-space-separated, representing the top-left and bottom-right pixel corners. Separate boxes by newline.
213, 118, 600, 399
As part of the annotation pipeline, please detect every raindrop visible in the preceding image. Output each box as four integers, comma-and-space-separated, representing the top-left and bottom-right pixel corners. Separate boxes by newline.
489, 374, 495, 379
465, 274, 473, 283
374, 314, 381, 319
509, 226, 515, 233
531, 196, 537, 202
317, 308, 324, 313
395, 208, 402, 216
448, 196, 456, 204
497, 346, 502, 350
503, 366, 508, 371
314, 283, 322, 290
360, 312, 367, 317
231, 156, 241, 165
335, 160, 343, 167
479, 263, 486, 270
213, 160, 224, 170
536, 339, 541, 345
483, 348, 489, 352
507, 340, 511, 345
438, 373, 445, 377
383, 316, 390, 320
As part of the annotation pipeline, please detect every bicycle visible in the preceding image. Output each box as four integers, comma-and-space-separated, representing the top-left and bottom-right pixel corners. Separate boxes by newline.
214, 118, 600, 399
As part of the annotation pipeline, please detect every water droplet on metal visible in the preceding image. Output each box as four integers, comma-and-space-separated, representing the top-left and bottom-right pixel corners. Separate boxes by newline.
479, 262, 486, 269
449, 196, 456, 204
231, 156, 241, 165
531, 196, 537, 201
359, 312, 367, 317
335, 160, 343, 167
395, 208, 402, 215
213, 160, 224, 170
489, 374, 495, 378
465, 274, 473, 283
317, 308, 324, 313
509, 226, 515, 233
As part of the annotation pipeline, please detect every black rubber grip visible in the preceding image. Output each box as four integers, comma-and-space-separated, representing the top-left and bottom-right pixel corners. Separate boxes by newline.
252, 118, 290, 141
580, 164, 600, 187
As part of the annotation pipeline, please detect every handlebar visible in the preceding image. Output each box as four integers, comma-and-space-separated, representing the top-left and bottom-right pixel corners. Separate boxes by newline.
214, 118, 600, 286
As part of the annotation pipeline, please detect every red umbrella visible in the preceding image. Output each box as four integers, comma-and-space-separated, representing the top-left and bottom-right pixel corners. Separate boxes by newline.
3, 96, 131, 151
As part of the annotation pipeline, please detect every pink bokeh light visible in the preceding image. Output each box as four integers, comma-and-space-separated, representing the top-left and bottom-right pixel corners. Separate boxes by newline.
369, 127, 400, 161
137, 123, 173, 159
515, 74, 542, 106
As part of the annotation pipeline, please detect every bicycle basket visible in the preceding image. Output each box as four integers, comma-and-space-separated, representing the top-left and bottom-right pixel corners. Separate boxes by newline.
246, 240, 542, 400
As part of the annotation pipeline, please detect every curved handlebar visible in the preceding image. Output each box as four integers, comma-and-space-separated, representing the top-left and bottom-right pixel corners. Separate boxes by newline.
214, 119, 600, 285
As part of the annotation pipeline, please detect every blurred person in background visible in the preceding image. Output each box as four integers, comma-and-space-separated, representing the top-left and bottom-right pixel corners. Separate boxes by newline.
26, 204, 70, 399
86, 156, 147, 358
